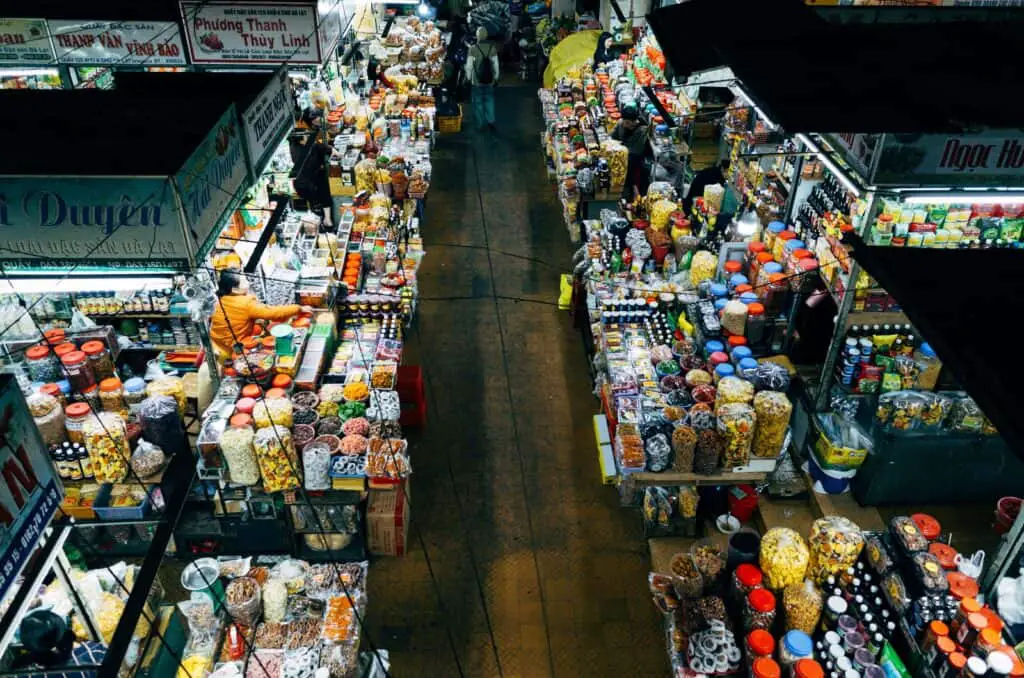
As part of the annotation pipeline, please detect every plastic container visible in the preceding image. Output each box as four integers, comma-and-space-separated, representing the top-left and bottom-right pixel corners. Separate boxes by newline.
794, 659, 825, 678
714, 363, 736, 383
60, 350, 95, 393
302, 441, 332, 491
764, 221, 786, 253
123, 377, 146, 413
774, 230, 797, 261
912, 513, 942, 540
780, 630, 813, 668
99, 378, 128, 419
732, 563, 763, 601
26, 345, 60, 383
753, 657, 781, 678
746, 630, 775, 671
29, 394, 66, 447
64, 402, 95, 445
784, 580, 823, 634
220, 425, 259, 485
744, 588, 776, 631
81, 341, 114, 382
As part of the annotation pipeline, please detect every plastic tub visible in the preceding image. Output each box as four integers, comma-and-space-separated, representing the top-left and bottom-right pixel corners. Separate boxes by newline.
809, 447, 857, 495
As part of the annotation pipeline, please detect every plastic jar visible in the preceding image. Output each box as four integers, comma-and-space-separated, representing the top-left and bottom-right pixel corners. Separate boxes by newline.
723, 299, 748, 336
744, 588, 777, 631
271, 374, 293, 393
794, 659, 824, 678
822, 595, 848, 631
751, 252, 775, 287
733, 563, 764, 601
838, 614, 859, 639
99, 378, 128, 419
764, 221, 786, 253
792, 257, 819, 293
41, 383, 65, 408
704, 340, 725, 359
28, 394, 66, 447
729, 273, 749, 292
921, 620, 950, 654
26, 345, 61, 383
53, 342, 76, 360
774, 230, 797, 261
745, 241, 767, 277
929, 636, 957, 673
843, 630, 865, 654
60, 351, 95, 393
64, 402, 94, 444
787, 247, 812, 274
943, 652, 967, 677
780, 630, 813, 668
123, 377, 146, 413
746, 303, 767, 344
962, 656, 988, 677
971, 627, 1001, 659
81, 341, 114, 382
950, 597, 982, 638
746, 630, 775, 671
762, 272, 787, 317
710, 283, 728, 300
753, 657, 782, 678
723, 259, 743, 282
758, 261, 784, 289
714, 363, 735, 384
986, 651, 1015, 676
955, 612, 988, 649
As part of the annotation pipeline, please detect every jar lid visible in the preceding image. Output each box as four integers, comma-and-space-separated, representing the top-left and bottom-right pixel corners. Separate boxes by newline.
714, 298, 728, 312
732, 346, 753, 360
746, 628, 773, 655
123, 377, 146, 393
65, 402, 91, 417
960, 597, 982, 613
919, 342, 936, 358
949, 652, 967, 669
709, 283, 728, 298
715, 363, 735, 378
966, 657, 989, 675
791, 248, 812, 260
778, 230, 797, 242
748, 242, 766, 254
740, 292, 758, 305
739, 357, 758, 370
980, 607, 1003, 633
54, 343, 76, 358
57, 380, 71, 394
60, 350, 86, 365
81, 340, 105, 356
756, 252, 775, 264
727, 336, 748, 348
988, 652, 1014, 674
763, 262, 784, 274
241, 384, 262, 399
795, 659, 824, 678
40, 383, 61, 397
729, 273, 748, 287
229, 413, 253, 428
724, 260, 742, 274
936, 636, 956, 653
827, 595, 848, 614
784, 239, 806, 252
783, 630, 812, 658
752, 658, 781, 678
949, 573, 980, 600
43, 328, 66, 344
968, 612, 989, 631
929, 542, 958, 570
242, 337, 259, 350
748, 588, 775, 612
768, 221, 786, 234
26, 345, 51, 360
735, 284, 754, 296
747, 302, 766, 316
81, 384, 97, 395
705, 340, 725, 354
236, 397, 257, 414
911, 512, 941, 540
735, 563, 762, 587
979, 628, 1001, 648
272, 375, 293, 389
266, 388, 287, 400
709, 351, 729, 366
99, 378, 122, 392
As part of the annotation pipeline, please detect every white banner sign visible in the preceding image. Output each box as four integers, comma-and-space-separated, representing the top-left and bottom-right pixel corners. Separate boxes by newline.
0, 19, 55, 65
182, 2, 319, 64
244, 68, 294, 172
875, 131, 1024, 186
49, 20, 187, 65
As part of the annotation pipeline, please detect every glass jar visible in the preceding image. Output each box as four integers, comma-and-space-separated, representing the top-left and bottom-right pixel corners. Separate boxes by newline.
99, 378, 128, 419
744, 588, 777, 631
81, 385, 100, 413
81, 341, 114, 382
780, 630, 813, 669
746, 303, 767, 344
65, 402, 94, 445
950, 597, 982, 638
28, 393, 66, 448
747, 630, 775, 672
822, 595, 848, 632
123, 377, 146, 414
60, 350, 95, 393
773, 229, 797, 261
25, 345, 60, 383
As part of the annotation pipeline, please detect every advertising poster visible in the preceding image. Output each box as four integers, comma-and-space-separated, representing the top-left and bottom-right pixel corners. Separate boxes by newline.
49, 20, 187, 66
243, 67, 295, 173
0, 19, 55, 65
874, 131, 1024, 186
182, 2, 320, 64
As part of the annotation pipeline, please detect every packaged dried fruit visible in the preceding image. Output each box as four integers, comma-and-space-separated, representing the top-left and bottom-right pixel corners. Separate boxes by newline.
717, 403, 756, 468
752, 391, 792, 458
807, 516, 864, 583
911, 552, 949, 596
760, 528, 810, 590
889, 515, 928, 556
323, 596, 356, 643
84, 412, 129, 483
253, 426, 300, 493
783, 580, 822, 634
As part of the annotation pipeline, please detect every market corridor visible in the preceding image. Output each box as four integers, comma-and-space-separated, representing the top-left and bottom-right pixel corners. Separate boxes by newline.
364, 82, 667, 676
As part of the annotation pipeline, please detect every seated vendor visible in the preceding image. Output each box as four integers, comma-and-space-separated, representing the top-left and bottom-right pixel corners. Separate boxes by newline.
209, 269, 311, 359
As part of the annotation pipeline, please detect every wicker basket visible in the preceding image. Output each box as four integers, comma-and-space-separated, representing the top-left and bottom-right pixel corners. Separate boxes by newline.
437, 105, 462, 134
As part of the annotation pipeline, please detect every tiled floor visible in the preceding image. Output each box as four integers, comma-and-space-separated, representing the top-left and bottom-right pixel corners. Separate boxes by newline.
363, 83, 668, 676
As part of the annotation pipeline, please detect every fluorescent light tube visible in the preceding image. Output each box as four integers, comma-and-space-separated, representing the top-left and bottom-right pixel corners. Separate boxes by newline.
796, 133, 861, 198
901, 193, 1024, 205
732, 85, 776, 130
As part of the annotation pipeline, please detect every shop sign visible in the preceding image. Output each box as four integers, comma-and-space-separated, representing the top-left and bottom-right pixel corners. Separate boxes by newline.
176, 104, 251, 254
0, 19, 55, 65
181, 2, 320, 64
0, 176, 190, 271
874, 131, 1024, 186
243, 67, 294, 173
0, 376, 62, 604
49, 20, 187, 66
821, 132, 880, 181
317, 0, 341, 62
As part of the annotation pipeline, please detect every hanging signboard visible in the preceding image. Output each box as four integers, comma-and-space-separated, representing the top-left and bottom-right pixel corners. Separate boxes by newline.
181, 2, 320, 64
243, 67, 294, 174
175, 104, 251, 255
873, 131, 1024, 187
49, 20, 187, 66
0, 19, 55, 65
0, 375, 62, 604
821, 132, 881, 182
0, 177, 190, 272
317, 0, 341, 63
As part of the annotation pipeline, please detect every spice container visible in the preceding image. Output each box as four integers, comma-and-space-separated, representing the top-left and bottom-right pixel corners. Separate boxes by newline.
950, 597, 982, 637
61, 350, 95, 393
26, 345, 61, 383
971, 627, 1001, 660
28, 394, 66, 448
220, 425, 260, 486
65, 402, 95, 444
81, 341, 114, 381
780, 630, 813, 668
83, 412, 129, 483
123, 377, 146, 414
744, 588, 776, 631
98, 378, 128, 419
784, 580, 823, 634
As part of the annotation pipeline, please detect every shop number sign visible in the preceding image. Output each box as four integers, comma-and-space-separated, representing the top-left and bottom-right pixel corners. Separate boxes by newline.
49, 20, 187, 66
244, 67, 295, 173
0, 18, 55, 65
0, 376, 62, 604
181, 2, 320, 64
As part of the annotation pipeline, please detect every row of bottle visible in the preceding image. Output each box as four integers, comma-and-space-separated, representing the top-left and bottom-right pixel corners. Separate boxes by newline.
52, 441, 94, 481
74, 290, 176, 316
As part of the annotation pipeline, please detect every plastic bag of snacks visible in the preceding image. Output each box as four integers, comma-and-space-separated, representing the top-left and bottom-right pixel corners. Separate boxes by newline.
691, 541, 726, 591
875, 390, 926, 433
678, 485, 698, 519
688, 403, 716, 431
694, 429, 722, 474
715, 376, 754, 411
807, 516, 864, 582
669, 552, 703, 599
947, 394, 983, 433
689, 250, 716, 287
253, 399, 293, 429
645, 433, 672, 472
752, 391, 792, 458
253, 425, 301, 493
717, 403, 756, 468
224, 576, 262, 627
220, 426, 260, 485
146, 376, 186, 418
671, 426, 697, 472
783, 580, 823, 634
84, 412, 129, 482
759, 528, 810, 590
650, 199, 677, 232
918, 392, 953, 432
754, 361, 791, 392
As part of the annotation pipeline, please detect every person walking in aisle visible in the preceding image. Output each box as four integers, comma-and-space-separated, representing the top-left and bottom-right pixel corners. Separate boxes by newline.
465, 26, 500, 132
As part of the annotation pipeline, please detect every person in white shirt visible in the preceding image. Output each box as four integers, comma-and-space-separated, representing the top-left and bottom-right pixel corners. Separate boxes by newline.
465, 27, 500, 132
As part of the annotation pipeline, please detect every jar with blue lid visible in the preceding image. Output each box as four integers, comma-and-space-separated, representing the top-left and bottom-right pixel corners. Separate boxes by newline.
710, 283, 728, 300
738, 357, 759, 379
57, 380, 71, 399
123, 377, 147, 413
780, 630, 813, 667
714, 363, 735, 383
758, 261, 784, 288
740, 292, 759, 305
732, 346, 753, 364
729, 273, 749, 292
765, 221, 787, 252
714, 298, 729, 312
704, 339, 725, 358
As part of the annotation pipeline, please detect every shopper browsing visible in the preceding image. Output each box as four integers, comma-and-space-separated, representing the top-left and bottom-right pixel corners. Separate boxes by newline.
465, 27, 500, 132
684, 158, 730, 214
593, 32, 616, 65
209, 269, 312, 359
611, 107, 649, 198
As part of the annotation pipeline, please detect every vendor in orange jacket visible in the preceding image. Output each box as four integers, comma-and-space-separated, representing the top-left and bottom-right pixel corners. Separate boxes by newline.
209, 269, 311, 358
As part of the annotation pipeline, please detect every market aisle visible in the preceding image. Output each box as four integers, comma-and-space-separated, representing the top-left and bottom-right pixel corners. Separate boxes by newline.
365, 82, 667, 677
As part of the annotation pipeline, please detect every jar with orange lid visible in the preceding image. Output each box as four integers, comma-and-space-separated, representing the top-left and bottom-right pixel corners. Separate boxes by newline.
764, 221, 786, 253
744, 588, 776, 631
761, 274, 786, 317
773, 229, 797, 261
794, 658, 824, 678
928, 635, 957, 673
751, 252, 775, 287
758, 261, 784, 290
271, 374, 293, 394
241, 384, 262, 400
25, 345, 60, 383
745, 241, 767, 277
955, 612, 988, 649
971, 627, 1002, 659
951, 598, 983, 637
64, 402, 95, 445
230, 413, 253, 428
41, 383, 65, 408
930, 542, 959, 571
746, 629, 774, 671
99, 378, 128, 419
722, 259, 743, 283
60, 350, 95, 393
942, 652, 968, 677
236, 397, 257, 415
786, 247, 812, 275
921, 620, 949, 654
43, 328, 66, 346
53, 342, 76, 361
792, 257, 819, 293
81, 340, 114, 381
746, 303, 767, 345
752, 657, 781, 678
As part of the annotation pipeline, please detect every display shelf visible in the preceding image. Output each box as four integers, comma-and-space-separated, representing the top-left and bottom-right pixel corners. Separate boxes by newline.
88, 313, 191, 320
283, 489, 364, 506
294, 531, 367, 563
628, 470, 768, 486
845, 310, 910, 327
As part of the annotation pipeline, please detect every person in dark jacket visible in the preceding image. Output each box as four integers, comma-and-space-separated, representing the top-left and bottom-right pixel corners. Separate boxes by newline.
289, 110, 333, 227
593, 32, 615, 64
683, 158, 730, 213
611, 106, 648, 199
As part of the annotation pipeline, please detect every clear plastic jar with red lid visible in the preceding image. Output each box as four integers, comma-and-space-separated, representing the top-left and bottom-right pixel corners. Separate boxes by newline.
744, 588, 777, 631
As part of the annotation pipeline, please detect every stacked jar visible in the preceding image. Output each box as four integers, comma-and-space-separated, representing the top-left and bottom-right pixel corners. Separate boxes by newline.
82, 341, 114, 382
751, 252, 775, 289
764, 221, 786, 253
744, 588, 776, 631
746, 630, 774, 673
732, 563, 764, 604
779, 630, 813, 669
64, 402, 94, 445
99, 378, 129, 419
60, 350, 95, 394
25, 345, 61, 383
746, 303, 767, 344
123, 377, 147, 415
773, 230, 797, 262
744, 241, 767, 278
40, 383, 66, 408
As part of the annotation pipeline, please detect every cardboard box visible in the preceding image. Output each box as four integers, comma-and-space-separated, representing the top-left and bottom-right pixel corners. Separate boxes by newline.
366, 485, 409, 556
